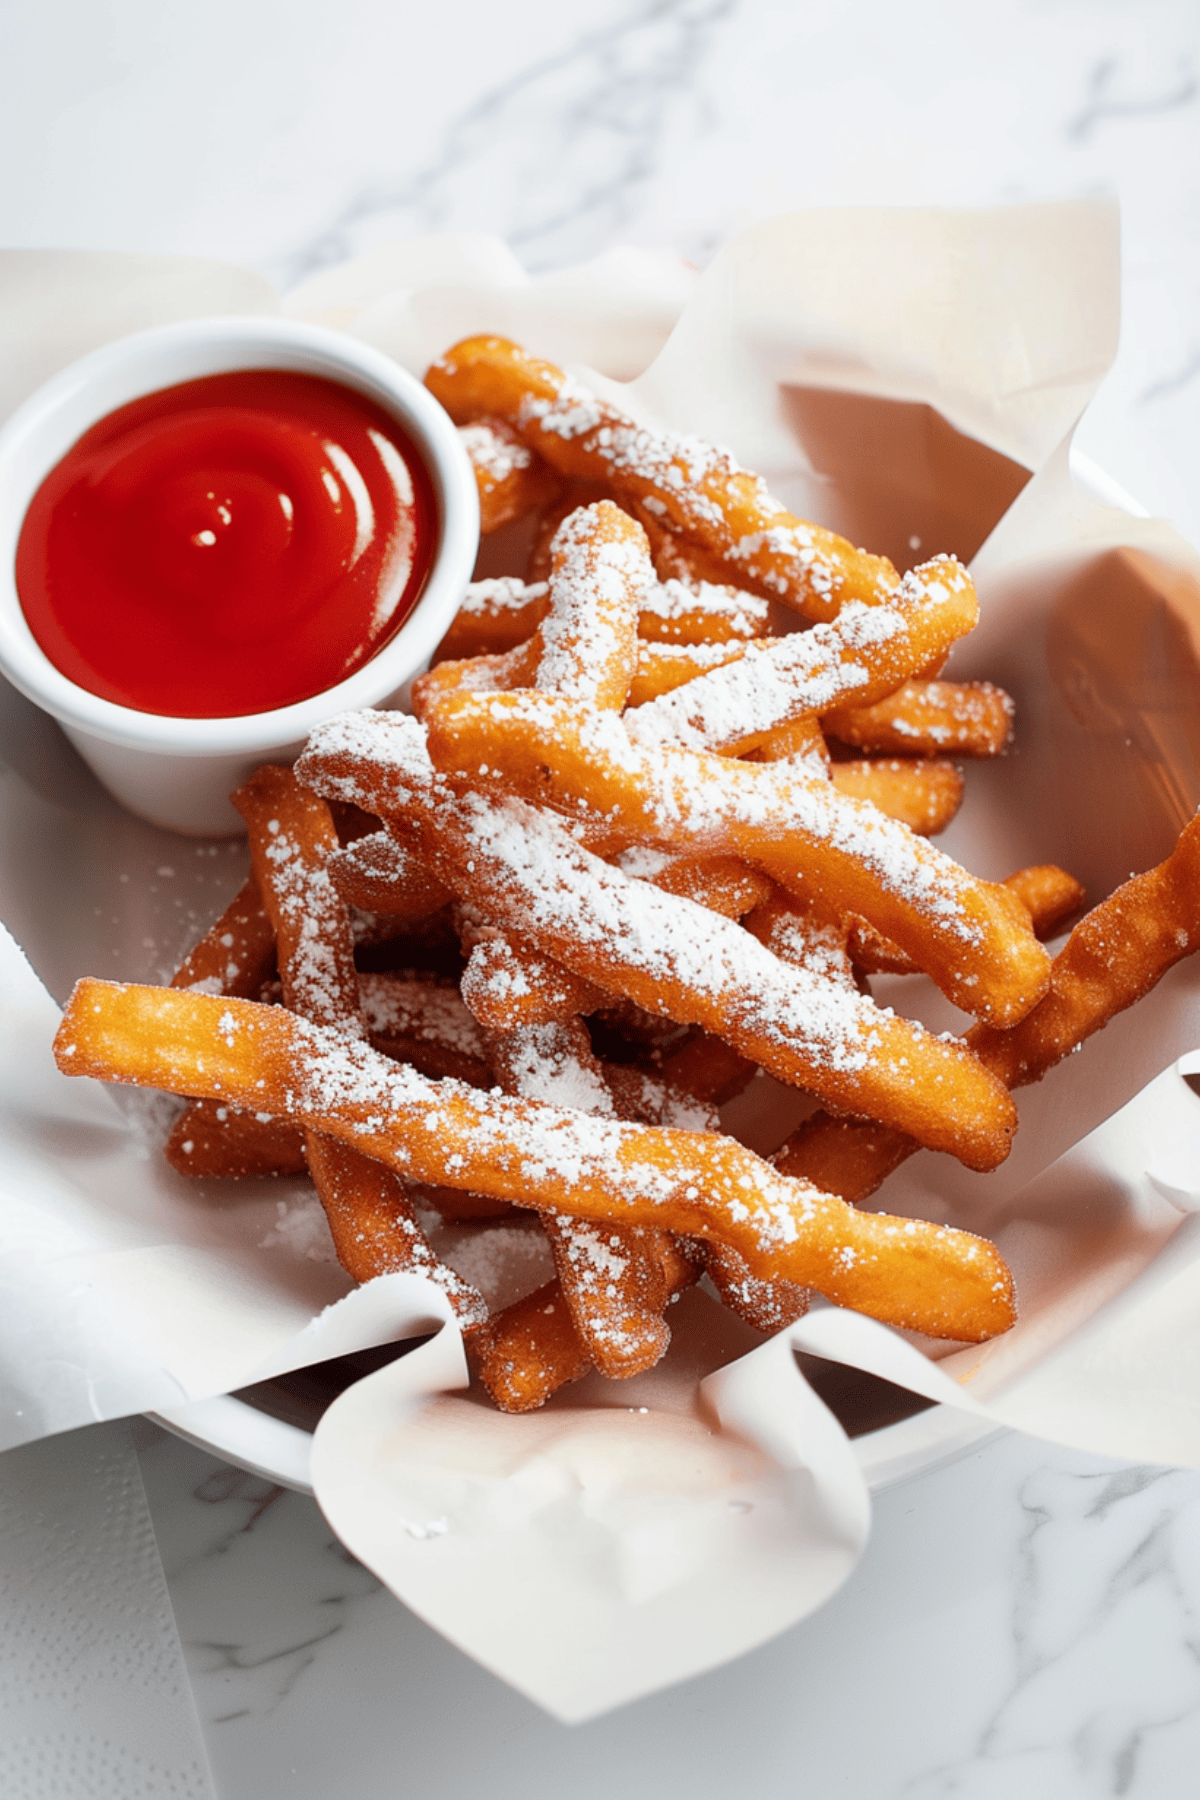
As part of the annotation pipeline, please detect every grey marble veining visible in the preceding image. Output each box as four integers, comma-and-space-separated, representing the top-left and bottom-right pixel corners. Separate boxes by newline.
136, 1421, 1200, 1798
904, 1464, 1200, 1796
2, 0, 1196, 541
282, 0, 743, 289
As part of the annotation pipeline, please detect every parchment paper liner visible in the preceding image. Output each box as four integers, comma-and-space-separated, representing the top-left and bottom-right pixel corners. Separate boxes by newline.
4, 203, 1200, 1715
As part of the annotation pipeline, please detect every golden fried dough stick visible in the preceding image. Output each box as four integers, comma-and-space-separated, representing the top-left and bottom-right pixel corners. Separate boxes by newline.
460, 933, 607, 1031
408, 1182, 515, 1223
166, 972, 496, 1180
603, 1061, 721, 1133
967, 814, 1200, 1088
434, 578, 550, 664
627, 638, 746, 705
457, 418, 562, 533
486, 1016, 681, 1378
849, 864, 1086, 976
170, 875, 275, 998
597, 1062, 808, 1336
829, 758, 965, 836
167, 973, 493, 1178
165, 1098, 307, 1179
359, 971, 492, 1086
412, 640, 543, 718
778, 817, 1200, 1203
482, 528, 712, 1378
535, 501, 648, 710
327, 829, 451, 920
824, 679, 1014, 759
416, 634, 747, 716
54, 981, 1016, 1341
654, 1029, 760, 1107
636, 575, 770, 646
300, 712, 1019, 1167
470, 1280, 594, 1412
416, 692, 1050, 1028
303, 1131, 484, 1302
743, 893, 859, 993
436, 566, 766, 670
774, 1115, 916, 1205
624, 556, 978, 757
1002, 864, 1087, 939
527, 482, 617, 582
232, 765, 360, 1034
702, 1239, 810, 1334
473, 1233, 707, 1413
752, 714, 832, 772
168, 879, 280, 1174
635, 503, 757, 592
426, 337, 900, 621
231, 765, 485, 1323
615, 848, 775, 921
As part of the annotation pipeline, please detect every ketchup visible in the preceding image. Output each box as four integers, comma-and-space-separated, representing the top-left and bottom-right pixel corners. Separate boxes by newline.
16, 370, 437, 717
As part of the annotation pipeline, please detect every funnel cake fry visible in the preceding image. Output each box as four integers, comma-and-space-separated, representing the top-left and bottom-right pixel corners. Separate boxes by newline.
436, 567, 767, 669
485, 1015, 680, 1378
535, 501, 648, 711
778, 816, 1200, 1202
165, 1097, 308, 1180
849, 865, 1086, 976
824, 679, 1014, 759
470, 1280, 593, 1412
461, 933, 607, 1031
54, 980, 1016, 1342
624, 556, 978, 757
457, 418, 561, 533
417, 691, 1050, 1028
627, 639, 746, 704
1001, 865, 1087, 940
170, 875, 275, 999
414, 635, 746, 717
327, 830, 451, 920
636, 576, 770, 646
829, 758, 965, 836
425, 336, 899, 621
300, 711, 1019, 1167
166, 970, 493, 1180
231, 764, 485, 1324
434, 578, 550, 663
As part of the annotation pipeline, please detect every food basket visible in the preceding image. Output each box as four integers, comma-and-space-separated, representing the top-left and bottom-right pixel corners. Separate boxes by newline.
6, 204, 1200, 1716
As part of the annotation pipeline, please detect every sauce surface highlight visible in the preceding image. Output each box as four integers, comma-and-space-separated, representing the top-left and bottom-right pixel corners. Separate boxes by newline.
16, 369, 437, 717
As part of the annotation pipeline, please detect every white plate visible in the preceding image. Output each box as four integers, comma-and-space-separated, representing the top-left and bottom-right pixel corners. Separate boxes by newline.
0, 448, 1134, 1497
150, 1370, 1005, 1495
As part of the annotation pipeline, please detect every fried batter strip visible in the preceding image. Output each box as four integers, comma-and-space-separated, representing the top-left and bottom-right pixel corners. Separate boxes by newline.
778, 816, 1200, 1201
170, 875, 275, 999
416, 691, 1050, 1029
457, 417, 561, 533
299, 712, 1019, 1168
426, 336, 899, 621
624, 556, 978, 757
829, 758, 965, 836
54, 981, 1016, 1341
231, 765, 485, 1323
824, 680, 1014, 759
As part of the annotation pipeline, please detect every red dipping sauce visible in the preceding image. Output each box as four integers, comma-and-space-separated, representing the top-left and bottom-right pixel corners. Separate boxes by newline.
16, 370, 437, 717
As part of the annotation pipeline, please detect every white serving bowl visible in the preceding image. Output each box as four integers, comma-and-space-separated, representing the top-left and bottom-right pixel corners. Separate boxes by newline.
0, 316, 479, 834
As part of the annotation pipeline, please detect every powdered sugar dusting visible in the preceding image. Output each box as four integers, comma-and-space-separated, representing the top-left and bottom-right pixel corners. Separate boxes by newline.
460, 576, 549, 618
536, 503, 650, 707
626, 558, 974, 754
458, 420, 534, 485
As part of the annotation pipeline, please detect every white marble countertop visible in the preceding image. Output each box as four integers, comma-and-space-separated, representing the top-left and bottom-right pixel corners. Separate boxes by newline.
3, 1, 1200, 1792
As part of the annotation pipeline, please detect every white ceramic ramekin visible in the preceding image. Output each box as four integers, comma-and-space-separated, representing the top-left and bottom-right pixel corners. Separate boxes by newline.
0, 316, 479, 833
